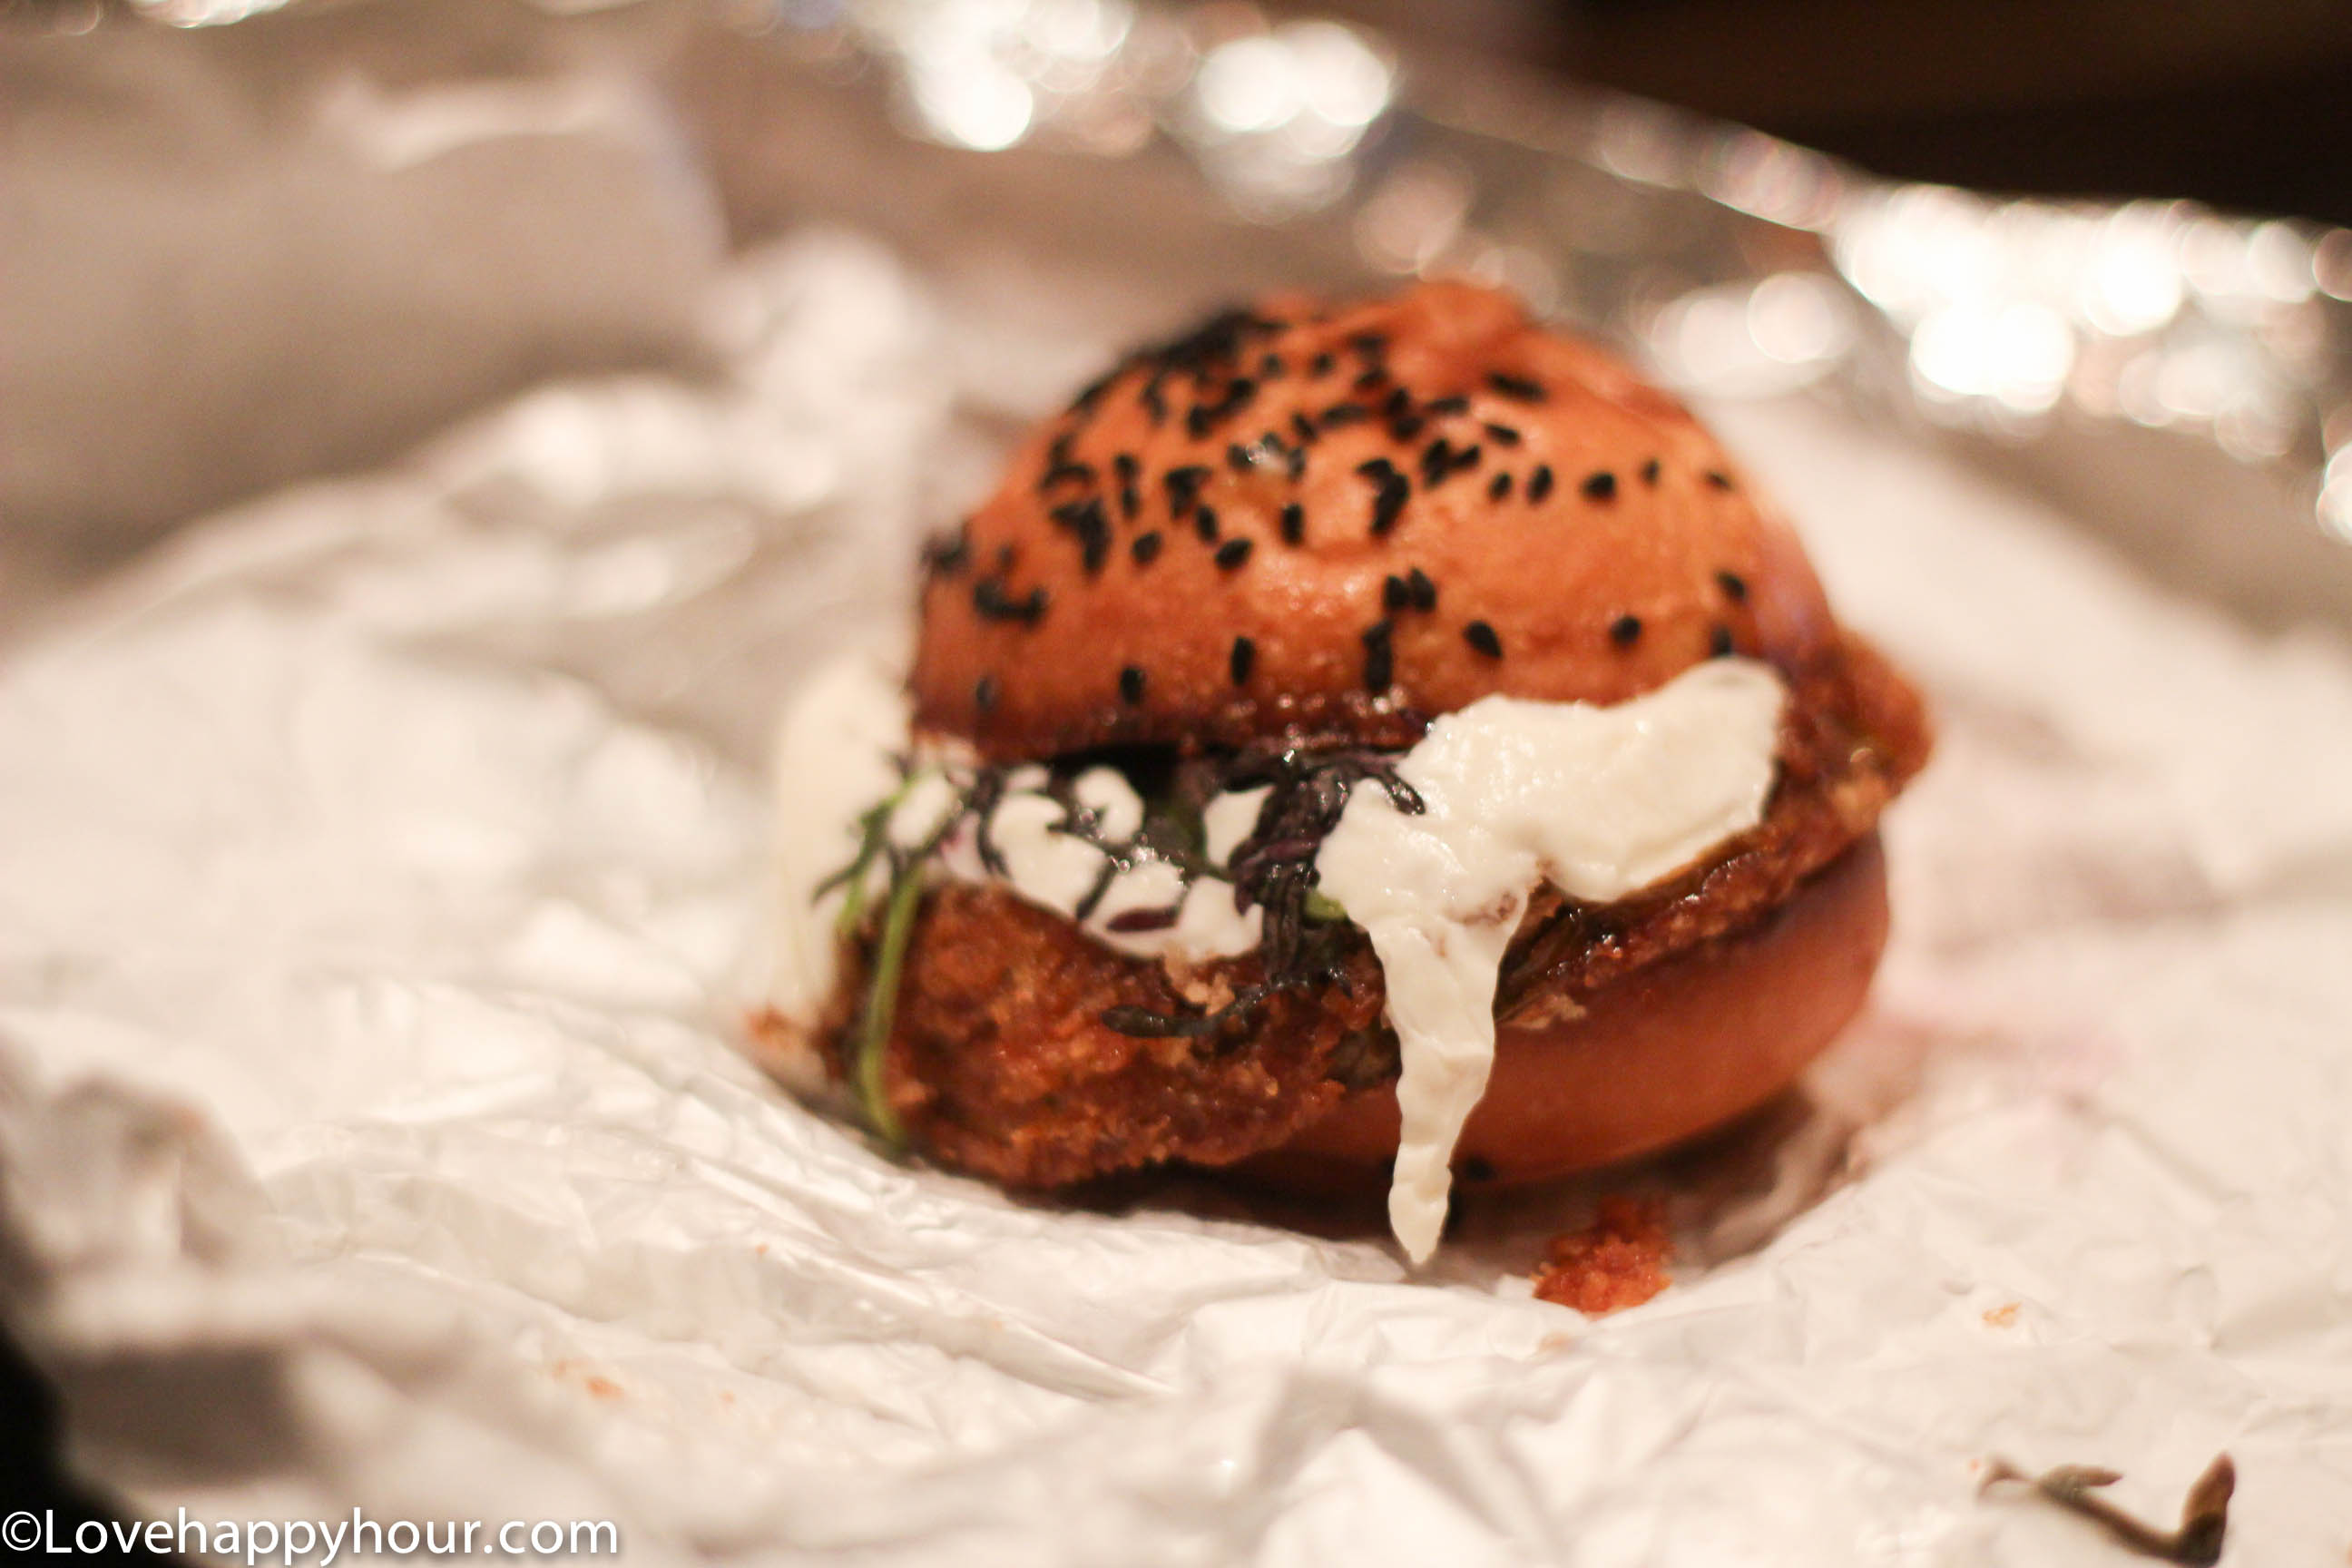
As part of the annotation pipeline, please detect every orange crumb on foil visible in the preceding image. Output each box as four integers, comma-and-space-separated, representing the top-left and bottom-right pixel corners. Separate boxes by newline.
1532, 1196, 1671, 1314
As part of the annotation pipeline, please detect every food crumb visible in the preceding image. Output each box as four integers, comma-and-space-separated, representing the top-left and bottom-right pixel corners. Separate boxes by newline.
1984, 1301, 2020, 1328
583, 1376, 622, 1400
1532, 1196, 1671, 1314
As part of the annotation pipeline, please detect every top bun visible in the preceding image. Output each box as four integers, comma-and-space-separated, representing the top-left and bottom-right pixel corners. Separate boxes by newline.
911, 279, 1837, 759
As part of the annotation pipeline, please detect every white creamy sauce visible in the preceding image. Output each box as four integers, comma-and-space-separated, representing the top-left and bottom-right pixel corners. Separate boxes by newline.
770, 657, 1263, 1001
771, 652, 1785, 1263
931, 766, 1264, 963
1202, 786, 1272, 867
1314, 657, 1788, 1262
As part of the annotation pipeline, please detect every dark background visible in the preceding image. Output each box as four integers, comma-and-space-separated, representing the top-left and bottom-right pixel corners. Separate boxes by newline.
1304, 0, 2352, 224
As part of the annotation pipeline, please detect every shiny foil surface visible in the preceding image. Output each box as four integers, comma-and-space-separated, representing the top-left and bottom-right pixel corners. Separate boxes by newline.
5, 4, 2352, 1563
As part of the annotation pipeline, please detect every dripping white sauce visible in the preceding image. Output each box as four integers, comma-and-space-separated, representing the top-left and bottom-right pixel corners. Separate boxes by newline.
769, 652, 1785, 1261
1313, 657, 1787, 1262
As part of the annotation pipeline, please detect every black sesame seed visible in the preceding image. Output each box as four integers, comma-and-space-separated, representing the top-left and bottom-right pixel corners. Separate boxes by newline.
1348, 330, 1389, 358
974, 578, 1049, 624
1483, 421, 1523, 446
1716, 569, 1749, 603
1710, 623, 1735, 657
1215, 537, 1254, 571
1320, 403, 1369, 428
1290, 411, 1320, 447
1041, 459, 1095, 491
1310, 351, 1336, 377
1114, 453, 1140, 485
1383, 573, 1410, 611
1381, 387, 1413, 419
1641, 457, 1661, 485
1279, 502, 1306, 544
1194, 505, 1220, 543
1527, 465, 1554, 502
1164, 465, 1210, 514
1388, 414, 1426, 442
974, 674, 999, 711
1142, 377, 1168, 425
1704, 469, 1734, 490
1051, 496, 1111, 573
1407, 567, 1437, 611
1361, 620, 1394, 692
1067, 370, 1114, 417
1353, 368, 1388, 392
1132, 531, 1163, 564
1582, 470, 1617, 502
1425, 395, 1471, 416
1464, 620, 1503, 658
996, 544, 1017, 568
924, 524, 972, 576
1609, 613, 1642, 646
1487, 471, 1514, 502
1370, 474, 1410, 535
1228, 442, 1256, 474
1223, 377, 1259, 414
1486, 371, 1546, 402
1357, 456, 1397, 480
1230, 635, 1256, 684
1419, 437, 1455, 487
1120, 485, 1141, 520
1450, 443, 1483, 475
1259, 353, 1286, 379
1119, 665, 1146, 704
1046, 430, 1074, 468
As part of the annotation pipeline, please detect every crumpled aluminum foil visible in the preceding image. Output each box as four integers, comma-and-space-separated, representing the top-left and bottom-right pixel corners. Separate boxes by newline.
5, 4, 2352, 1564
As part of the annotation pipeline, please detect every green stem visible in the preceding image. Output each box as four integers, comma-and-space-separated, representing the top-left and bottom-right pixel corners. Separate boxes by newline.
829, 795, 898, 936
855, 857, 925, 1148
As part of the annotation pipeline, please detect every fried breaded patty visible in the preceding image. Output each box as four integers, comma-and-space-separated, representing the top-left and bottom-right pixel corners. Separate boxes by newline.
821, 632, 1928, 1188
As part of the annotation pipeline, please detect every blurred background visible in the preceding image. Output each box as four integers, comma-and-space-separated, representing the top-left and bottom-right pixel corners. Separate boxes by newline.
3, 0, 2351, 1555
6, 0, 2350, 593
1322, 0, 2352, 227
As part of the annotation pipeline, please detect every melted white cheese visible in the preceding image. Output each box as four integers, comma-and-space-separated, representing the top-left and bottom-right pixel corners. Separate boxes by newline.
1314, 658, 1788, 1262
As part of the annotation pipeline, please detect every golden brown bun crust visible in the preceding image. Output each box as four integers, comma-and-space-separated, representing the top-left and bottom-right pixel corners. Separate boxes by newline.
1242, 833, 1890, 1191
913, 279, 1838, 759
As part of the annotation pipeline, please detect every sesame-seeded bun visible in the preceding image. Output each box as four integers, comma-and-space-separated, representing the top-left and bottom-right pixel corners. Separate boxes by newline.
803, 279, 1930, 1248
912, 279, 1838, 758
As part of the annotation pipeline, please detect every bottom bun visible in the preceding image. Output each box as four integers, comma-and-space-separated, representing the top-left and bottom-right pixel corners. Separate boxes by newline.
1239, 833, 1889, 1192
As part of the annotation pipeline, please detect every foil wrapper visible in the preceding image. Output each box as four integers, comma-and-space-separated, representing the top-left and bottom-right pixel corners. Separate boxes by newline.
5, 4, 2352, 1563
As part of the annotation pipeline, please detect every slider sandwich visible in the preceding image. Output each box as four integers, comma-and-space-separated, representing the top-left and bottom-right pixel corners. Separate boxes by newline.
766, 280, 1929, 1260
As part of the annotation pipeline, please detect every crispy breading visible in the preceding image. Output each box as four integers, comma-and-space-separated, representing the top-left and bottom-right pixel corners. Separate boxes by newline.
822, 632, 1926, 1187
